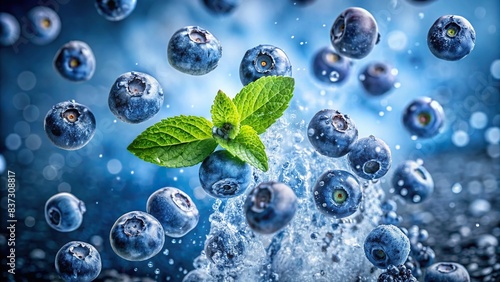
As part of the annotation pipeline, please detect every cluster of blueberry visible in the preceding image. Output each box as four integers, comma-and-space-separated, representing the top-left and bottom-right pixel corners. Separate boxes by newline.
44, 186, 200, 280
0, 0, 142, 47
301, 4, 474, 282
2, 0, 481, 280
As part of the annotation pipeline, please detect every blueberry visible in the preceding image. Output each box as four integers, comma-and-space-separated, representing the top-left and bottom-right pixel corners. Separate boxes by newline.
54, 41, 96, 82
402, 97, 445, 138
146, 187, 199, 238
55, 241, 102, 282
204, 229, 246, 267
313, 170, 362, 218
414, 246, 435, 268
359, 62, 398, 96
45, 192, 86, 232
95, 0, 137, 21
167, 26, 222, 75
109, 211, 165, 261
199, 150, 253, 198
392, 160, 434, 204
239, 44, 292, 86
25, 6, 61, 45
427, 15, 475, 61
311, 47, 351, 84
424, 262, 470, 282
330, 7, 379, 59
378, 264, 417, 282
202, 0, 241, 15
244, 181, 298, 234
108, 71, 164, 123
0, 13, 20, 46
44, 100, 96, 150
364, 224, 411, 269
348, 135, 392, 180
307, 109, 358, 158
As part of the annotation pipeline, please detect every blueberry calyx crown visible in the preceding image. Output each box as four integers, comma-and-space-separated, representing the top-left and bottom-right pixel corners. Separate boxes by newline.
189, 28, 209, 44
250, 185, 273, 213
171, 191, 194, 212
212, 179, 240, 196
69, 57, 80, 68
41, 17, 51, 29
69, 243, 90, 260
445, 22, 460, 38
363, 160, 381, 175
106, 0, 117, 10
372, 248, 387, 261
124, 216, 146, 236
436, 263, 457, 273
254, 52, 275, 73
417, 112, 431, 126
332, 113, 348, 132
48, 207, 61, 225
369, 63, 387, 77
62, 108, 80, 123
127, 77, 147, 97
325, 52, 340, 64
333, 188, 348, 204
332, 16, 345, 40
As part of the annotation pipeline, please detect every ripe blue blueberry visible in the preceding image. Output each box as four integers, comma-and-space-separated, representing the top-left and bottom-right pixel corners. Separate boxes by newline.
239, 44, 292, 86
147, 187, 199, 238
427, 15, 475, 61
202, 0, 241, 15
108, 71, 164, 123
348, 135, 392, 180
330, 7, 379, 59
392, 160, 434, 204
0, 13, 20, 46
424, 262, 470, 282
313, 170, 362, 218
109, 211, 165, 261
244, 181, 298, 234
307, 109, 358, 158
44, 100, 96, 150
402, 97, 445, 138
54, 41, 96, 82
364, 224, 411, 269
45, 192, 86, 232
25, 6, 61, 45
311, 47, 351, 84
95, 0, 137, 21
168, 26, 222, 75
378, 264, 417, 282
55, 241, 102, 282
359, 62, 398, 96
199, 150, 253, 198
204, 228, 246, 267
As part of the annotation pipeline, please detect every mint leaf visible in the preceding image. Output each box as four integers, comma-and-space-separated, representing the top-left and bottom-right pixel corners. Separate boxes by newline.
211, 90, 240, 140
128, 115, 217, 167
233, 76, 294, 134
215, 125, 268, 171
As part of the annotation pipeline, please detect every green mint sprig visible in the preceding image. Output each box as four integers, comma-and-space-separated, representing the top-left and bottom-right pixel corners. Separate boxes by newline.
127, 76, 295, 171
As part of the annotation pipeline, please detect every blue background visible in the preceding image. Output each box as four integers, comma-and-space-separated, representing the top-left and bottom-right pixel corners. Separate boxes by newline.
1, 0, 499, 281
